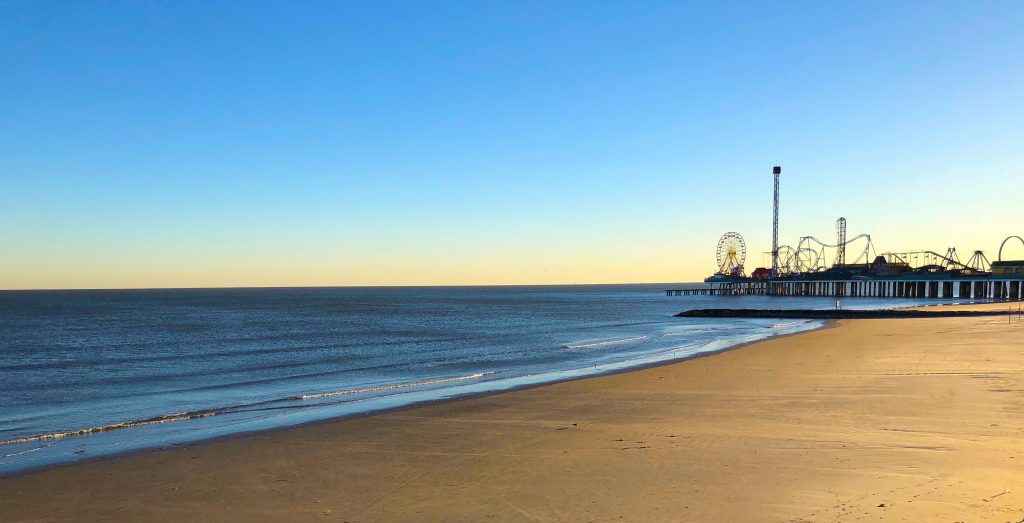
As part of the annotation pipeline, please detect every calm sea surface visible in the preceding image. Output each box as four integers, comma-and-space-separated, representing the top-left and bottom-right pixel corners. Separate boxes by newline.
0, 285, 946, 474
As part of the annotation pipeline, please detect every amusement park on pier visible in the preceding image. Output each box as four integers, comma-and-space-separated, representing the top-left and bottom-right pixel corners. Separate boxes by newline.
667, 166, 1024, 300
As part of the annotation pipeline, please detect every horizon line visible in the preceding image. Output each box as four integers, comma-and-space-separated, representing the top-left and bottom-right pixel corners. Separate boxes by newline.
0, 281, 703, 293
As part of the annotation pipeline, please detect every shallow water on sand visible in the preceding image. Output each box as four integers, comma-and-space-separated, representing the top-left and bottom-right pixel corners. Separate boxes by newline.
0, 285, 950, 473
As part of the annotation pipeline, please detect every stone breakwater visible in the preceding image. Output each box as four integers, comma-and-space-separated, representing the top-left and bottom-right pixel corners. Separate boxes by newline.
676, 309, 1011, 319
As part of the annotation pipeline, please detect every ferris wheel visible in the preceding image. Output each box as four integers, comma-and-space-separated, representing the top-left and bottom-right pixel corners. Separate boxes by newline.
716, 232, 747, 276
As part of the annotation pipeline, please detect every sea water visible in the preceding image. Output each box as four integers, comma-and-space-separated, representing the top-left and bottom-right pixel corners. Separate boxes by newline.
0, 284, 955, 474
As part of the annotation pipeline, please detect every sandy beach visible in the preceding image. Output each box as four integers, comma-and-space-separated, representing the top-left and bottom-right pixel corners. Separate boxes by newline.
2, 302, 1023, 522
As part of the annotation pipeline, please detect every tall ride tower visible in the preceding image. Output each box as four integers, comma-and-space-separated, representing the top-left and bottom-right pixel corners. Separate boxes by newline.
835, 217, 847, 266
771, 166, 781, 280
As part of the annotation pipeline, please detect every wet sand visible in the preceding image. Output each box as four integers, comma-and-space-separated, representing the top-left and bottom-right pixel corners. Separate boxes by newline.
2, 302, 1024, 522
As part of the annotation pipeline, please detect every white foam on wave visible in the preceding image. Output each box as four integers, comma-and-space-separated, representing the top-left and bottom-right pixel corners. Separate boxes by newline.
661, 327, 722, 336
291, 371, 498, 400
1, 444, 51, 459
0, 371, 498, 448
564, 336, 647, 349
768, 321, 805, 329
0, 410, 219, 447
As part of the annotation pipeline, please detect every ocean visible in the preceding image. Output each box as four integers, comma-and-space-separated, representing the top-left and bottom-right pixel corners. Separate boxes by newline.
0, 284, 944, 474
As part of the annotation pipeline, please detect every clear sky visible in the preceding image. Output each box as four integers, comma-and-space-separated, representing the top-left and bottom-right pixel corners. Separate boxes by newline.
2, 1, 1023, 289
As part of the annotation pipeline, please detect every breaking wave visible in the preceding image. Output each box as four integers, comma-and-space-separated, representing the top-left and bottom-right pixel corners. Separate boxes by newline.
768, 321, 806, 329
290, 371, 497, 400
0, 371, 498, 447
564, 336, 647, 349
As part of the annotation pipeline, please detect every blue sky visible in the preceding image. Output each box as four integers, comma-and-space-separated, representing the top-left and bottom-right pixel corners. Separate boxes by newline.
2, 1, 1023, 288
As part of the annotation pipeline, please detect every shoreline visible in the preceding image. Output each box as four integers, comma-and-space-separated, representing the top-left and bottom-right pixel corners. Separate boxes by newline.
8, 297, 1003, 476
3, 301, 1022, 521
1, 317, 828, 478
5, 297, 1006, 476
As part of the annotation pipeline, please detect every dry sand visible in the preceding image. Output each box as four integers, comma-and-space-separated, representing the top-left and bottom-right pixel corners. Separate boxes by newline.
2, 302, 1024, 522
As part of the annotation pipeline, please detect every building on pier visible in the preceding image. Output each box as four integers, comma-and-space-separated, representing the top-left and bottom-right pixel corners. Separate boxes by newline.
992, 260, 1024, 276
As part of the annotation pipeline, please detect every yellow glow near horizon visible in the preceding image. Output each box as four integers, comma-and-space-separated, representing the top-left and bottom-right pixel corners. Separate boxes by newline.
4, 224, 1024, 290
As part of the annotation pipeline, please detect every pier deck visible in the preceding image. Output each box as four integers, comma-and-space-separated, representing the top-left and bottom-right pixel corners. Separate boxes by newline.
668, 277, 1024, 300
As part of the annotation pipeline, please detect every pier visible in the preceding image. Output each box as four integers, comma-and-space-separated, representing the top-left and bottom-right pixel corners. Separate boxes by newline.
666, 282, 766, 296
668, 277, 1024, 300
679, 166, 1024, 303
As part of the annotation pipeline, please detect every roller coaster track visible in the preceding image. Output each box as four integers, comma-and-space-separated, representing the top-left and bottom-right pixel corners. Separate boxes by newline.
796, 234, 875, 270
758, 228, 1012, 276
882, 250, 974, 271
